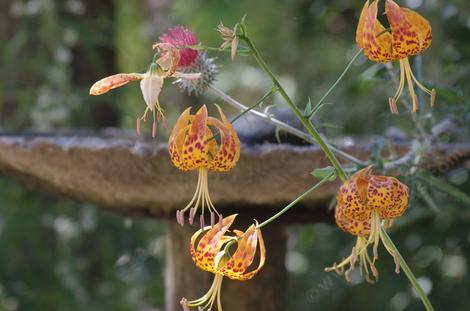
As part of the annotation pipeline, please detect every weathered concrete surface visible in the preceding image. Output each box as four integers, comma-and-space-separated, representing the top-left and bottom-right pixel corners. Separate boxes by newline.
0, 134, 468, 220
0, 135, 344, 218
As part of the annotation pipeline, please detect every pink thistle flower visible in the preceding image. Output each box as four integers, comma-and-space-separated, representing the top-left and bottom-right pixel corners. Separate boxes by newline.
159, 26, 198, 67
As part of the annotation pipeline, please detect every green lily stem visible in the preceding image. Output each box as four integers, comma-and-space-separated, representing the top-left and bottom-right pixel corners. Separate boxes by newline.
257, 172, 333, 229
240, 35, 347, 182
310, 48, 363, 121
380, 227, 435, 311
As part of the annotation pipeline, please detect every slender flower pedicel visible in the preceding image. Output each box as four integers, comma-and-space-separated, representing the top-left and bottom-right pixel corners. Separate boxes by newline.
169, 105, 240, 226
89, 43, 200, 137
325, 166, 409, 282
356, 0, 435, 113
180, 214, 265, 311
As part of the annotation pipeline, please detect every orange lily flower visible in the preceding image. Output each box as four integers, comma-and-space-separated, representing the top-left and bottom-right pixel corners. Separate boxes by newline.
169, 105, 240, 226
356, 0, 435, 113
180, 214, 265, 311
325, 166, 409, 282
89, 43, 200, 137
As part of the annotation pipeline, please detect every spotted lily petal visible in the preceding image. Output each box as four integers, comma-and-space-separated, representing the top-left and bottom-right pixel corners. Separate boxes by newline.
337, 167, 372, 221
335, 204, 371, 237
168, 105, 240, 172
370, 176, 409, 219
169, 107, 193, 170
219, 224, 259, 280
89, 73, 143, 95
181, 105, 210, 169
355, 0, 370, 49
361, 0, 393, 63
385, 0, 432, 59
233, 227, 266, 281
206, 105, 241, 172
190, 214, 237, 273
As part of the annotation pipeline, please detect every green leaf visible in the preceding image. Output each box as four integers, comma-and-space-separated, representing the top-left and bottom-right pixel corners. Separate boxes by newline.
311, 166, 337, 181
304, 97, 332, 119
303, 97, 313, 117
417, 173, 470, 206
240, 14, 248, 36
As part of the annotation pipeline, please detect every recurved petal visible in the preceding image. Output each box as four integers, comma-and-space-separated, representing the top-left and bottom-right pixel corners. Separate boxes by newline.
219, 224, 259, 280
168, 107, 193, 170
337, 167, 372, 221
367, 175, 408, 219
378, 177, 409, 219
190, 214, 237, 273
361, 0, 394, 63
207, 105, 240, 172
89, 73, 143, 95
367, 175, 395, 212
181, 105, 210, 169
237, 228, 266, 281
335, 204, 371, 237
385, 0, 432, 58
356, 0, 370, 48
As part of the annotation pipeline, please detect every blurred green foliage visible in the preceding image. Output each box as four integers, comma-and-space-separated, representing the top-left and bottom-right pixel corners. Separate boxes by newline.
0, 0, 469, 310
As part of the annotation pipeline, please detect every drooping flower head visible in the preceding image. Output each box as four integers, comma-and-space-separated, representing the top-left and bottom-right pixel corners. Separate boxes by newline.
89, 42, 200, 137
356, 0, 435, 113
326, 166, 409, 282
159, 26, 218, 96
169, 105, 240, 227
180, 214, 265, 311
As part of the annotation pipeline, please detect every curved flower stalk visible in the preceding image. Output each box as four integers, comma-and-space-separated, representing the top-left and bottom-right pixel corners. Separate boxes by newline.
180, 214, 265, 311
169, 105, 240, 227
325, 166, 409, 283
89, 43, 200, 137
160, 26, 218, 96
356, 0, 435, 113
